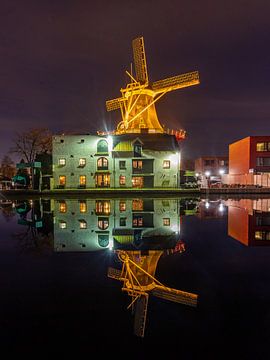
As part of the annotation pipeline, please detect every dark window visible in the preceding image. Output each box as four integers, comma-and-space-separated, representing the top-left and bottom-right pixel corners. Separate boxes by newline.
134, 144, 142, 157
204, 159, 215, 166
98, 234, 109, 247
120, 217, 126, 226
97, 140, 108, 153
256, 216, 270, 226
256, 157, 270, 166
119, 161, 126, 169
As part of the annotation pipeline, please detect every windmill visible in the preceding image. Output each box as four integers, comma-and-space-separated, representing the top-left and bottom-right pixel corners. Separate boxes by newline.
108, 250, 198, 338
104, 37, 200, 140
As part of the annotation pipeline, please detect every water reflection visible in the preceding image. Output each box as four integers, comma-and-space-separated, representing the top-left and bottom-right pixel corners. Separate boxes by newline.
108, 249, 197, 337
52, 197, 198, 252
52, 197, 199, 337
224, 198, 270, 246
0, 196, 199, 337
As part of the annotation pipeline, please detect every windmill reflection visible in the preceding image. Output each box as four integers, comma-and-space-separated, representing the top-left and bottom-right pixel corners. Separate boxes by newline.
108, 248, 197, 338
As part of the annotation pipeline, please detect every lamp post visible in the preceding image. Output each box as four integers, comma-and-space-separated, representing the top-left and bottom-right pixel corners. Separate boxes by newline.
205, 171, 210, 188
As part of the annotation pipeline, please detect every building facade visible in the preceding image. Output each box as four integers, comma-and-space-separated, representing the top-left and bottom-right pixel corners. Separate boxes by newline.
52, 133, 180, 189
229, 136, 270, 174
195, 156, 228, 177
194, 156, 228, 187
223, 136, 270, 187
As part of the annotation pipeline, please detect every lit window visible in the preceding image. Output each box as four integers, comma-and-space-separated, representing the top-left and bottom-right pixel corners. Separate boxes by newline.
119, 201, 126, 212
79, 200, 87, 213
79, 175, 86, 186
119, 161, 126, 169
79, 220, 87, 229
133, 216, 143, 227
59, 201, 67, 213
97, 157, 108, 169
79, 158, 86, 166
132, 160, 143, 169
119, 175, 126, 186
59, 221, 67, 229
132, 176, 144, 188
95, 200, 111, 214
120, 217, 126, 226
256, 142, 270, 152
95, 173, 110, 187
163, 160, 170, 169
255, 231, 270, 240
59, 175, 66, 186
59, 158, 66, 166
98, 217, 109, 230
132, 199, 143, 211
163, 218, 170, 226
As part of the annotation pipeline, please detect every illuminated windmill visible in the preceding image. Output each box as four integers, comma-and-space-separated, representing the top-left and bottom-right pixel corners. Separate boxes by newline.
105, 37, 199, 140
108, 250, 198, 337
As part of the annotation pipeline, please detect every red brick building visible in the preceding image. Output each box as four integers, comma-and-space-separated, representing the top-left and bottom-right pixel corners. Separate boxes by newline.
223, 136, 270, 187
229, 136, 270, 175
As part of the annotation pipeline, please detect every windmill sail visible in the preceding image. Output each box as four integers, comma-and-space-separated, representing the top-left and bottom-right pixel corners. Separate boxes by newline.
132, 37, 149, 85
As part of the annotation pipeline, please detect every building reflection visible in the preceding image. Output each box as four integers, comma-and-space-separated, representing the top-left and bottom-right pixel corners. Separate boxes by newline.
52, 197, 183, 252
1, 197, 199, 252
224, 198, 270, 246
196, 199, 227, 219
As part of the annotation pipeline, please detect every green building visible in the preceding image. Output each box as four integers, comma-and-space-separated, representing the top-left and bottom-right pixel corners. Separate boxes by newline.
52, 133, 181, 189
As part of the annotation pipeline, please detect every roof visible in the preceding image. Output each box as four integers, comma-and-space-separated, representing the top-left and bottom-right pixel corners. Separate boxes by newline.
112, 133, 179, 152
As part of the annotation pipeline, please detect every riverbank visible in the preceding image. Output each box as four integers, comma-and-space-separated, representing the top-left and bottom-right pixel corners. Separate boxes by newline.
1, 187, 270, 197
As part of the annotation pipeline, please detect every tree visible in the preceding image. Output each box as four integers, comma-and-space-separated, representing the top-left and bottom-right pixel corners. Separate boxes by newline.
0, 155, 16, 179
10, 128, 52, 163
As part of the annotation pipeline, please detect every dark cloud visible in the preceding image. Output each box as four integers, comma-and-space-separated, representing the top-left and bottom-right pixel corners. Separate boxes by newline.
0, 0, 270, 159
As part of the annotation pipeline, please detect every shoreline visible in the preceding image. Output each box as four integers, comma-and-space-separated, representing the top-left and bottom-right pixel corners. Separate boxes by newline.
1, 187, 270, 198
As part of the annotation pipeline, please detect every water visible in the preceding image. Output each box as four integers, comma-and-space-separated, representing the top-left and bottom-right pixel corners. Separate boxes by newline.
0, 195, 270, 357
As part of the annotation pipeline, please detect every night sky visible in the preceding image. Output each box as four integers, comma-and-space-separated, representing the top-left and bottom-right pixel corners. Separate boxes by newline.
0, 0, 270, 160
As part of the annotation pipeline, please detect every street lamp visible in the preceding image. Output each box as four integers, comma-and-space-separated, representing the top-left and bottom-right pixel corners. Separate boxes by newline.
219, 169, 225, 175
205, 171, 211, 188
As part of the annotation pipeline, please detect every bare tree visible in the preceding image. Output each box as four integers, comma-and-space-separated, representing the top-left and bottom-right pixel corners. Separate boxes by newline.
10, 128, 52, 163
1, 155, 16, 178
